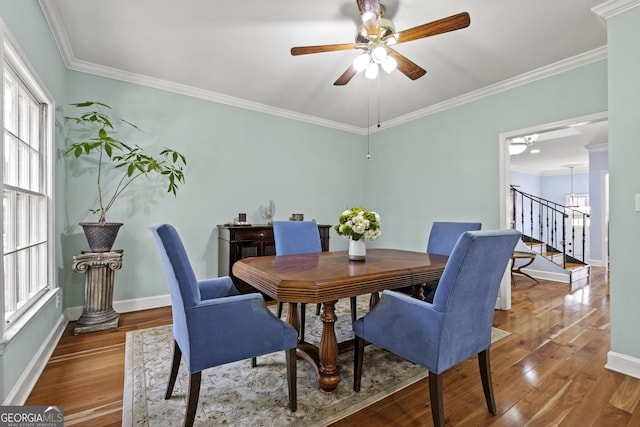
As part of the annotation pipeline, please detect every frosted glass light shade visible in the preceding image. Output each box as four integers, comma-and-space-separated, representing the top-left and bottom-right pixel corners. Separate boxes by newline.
353, 54, 370, 72
371, 46, 387, 63
382, 56, 397, 73
509, 143, 527, 156
365, 62, 379, 79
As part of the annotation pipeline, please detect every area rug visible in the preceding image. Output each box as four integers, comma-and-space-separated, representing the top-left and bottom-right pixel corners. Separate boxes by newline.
123, 298, 510, 426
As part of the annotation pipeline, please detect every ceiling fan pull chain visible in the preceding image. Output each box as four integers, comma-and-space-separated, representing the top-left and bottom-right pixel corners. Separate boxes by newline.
367, 88, 371, 159
377, 73, 381, 129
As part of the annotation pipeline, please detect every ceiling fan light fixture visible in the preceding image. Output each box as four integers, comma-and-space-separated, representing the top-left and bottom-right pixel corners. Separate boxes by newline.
365, 62, 379, 79
353, 53, 371, 72
382, 55, 397, 73
371, 45, 387, 63
509, 143, 527, 156
291, 6, 471, 86
509, 133, 538, 155
384, 33, 398, 46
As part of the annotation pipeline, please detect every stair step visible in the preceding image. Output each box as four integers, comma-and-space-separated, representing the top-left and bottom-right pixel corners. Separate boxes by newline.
566, 262, 588, 270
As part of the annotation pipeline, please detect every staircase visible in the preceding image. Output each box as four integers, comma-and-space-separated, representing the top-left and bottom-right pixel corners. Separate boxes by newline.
510, 185, 591, 285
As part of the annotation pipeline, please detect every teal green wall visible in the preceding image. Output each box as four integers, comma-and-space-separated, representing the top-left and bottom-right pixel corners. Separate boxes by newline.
61, 72, 366, 306
608, 5, 640, 360
0, 0, 67, 403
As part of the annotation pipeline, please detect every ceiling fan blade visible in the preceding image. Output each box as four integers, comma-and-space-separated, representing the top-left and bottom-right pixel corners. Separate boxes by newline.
388, 48, 426, 80
291, 43, 358, 56
356, 0, 381, 37
394, 12, 470, 44
334, 65, 358, 86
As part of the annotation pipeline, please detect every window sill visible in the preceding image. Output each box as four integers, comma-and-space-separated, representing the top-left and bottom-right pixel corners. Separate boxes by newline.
0, 288, 60, 355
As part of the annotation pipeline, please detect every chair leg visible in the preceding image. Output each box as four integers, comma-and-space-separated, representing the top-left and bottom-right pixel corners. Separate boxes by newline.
299, 303, 306, 342
316, 303, 321, 315
184, 372, 201, 427
165, 340, 182, 399
285, 347, 297, 412
277, 301, 283, 318
353, 336, 365, 392
428, 372, 445, 427
251, 357, 257, 368
350, 296, 357, 322
478, 349, 497, 414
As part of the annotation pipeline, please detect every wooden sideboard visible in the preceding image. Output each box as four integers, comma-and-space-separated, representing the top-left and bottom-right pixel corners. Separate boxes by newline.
217, 224, 331, 295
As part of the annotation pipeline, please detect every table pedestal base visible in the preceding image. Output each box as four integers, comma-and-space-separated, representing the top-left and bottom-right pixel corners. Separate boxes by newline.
287, 288, 425, 393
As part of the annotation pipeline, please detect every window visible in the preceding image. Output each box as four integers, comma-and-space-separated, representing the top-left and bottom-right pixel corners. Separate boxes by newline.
565, 193, 590, 227
1, 25, 54, 331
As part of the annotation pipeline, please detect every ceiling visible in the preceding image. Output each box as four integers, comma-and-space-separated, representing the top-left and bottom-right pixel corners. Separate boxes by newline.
39, 1, 609, 173
509, 119, 609, 175
40, 1, 607, 130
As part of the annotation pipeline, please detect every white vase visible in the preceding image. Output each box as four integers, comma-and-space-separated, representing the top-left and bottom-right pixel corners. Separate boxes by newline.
348, 237, 366, 261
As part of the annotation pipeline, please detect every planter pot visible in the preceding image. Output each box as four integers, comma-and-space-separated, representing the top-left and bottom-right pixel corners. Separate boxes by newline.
80, 222, 123, 252
348, 237, 366, 261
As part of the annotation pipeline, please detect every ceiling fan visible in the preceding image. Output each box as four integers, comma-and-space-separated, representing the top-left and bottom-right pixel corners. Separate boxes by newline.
290, 0, 470, 85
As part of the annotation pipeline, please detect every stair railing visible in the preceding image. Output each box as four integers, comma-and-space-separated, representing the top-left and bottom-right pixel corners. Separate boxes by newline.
510, 185, 590, 268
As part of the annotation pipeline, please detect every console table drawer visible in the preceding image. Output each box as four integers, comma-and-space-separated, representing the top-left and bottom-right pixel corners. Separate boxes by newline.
218, 224, 330, 297
229, 229, 272, 241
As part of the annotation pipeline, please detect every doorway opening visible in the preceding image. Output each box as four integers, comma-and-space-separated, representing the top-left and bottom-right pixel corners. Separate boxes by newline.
497, 111, 608, 309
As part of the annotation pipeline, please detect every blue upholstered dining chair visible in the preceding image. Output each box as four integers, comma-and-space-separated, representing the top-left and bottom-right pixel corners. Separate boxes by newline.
427, 221, 482, 255
273, 221, 357, 342
398, 221, 482, 301
422, 221, 482, 302
353, 229, 521, 427
150, 224, 298, 427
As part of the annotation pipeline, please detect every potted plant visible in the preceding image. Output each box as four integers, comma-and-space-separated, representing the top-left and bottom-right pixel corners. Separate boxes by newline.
65, 101, 186, 252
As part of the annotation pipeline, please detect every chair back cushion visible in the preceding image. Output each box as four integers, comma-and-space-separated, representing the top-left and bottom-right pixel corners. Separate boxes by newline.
150, 223, 201, 362
150, 224, 200, 307
426, 221, 482, 256
432, 229, 520, 370
273, 221, 322, 255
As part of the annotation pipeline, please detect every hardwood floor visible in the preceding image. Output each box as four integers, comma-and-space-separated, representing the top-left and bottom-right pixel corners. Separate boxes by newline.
26, 267, 640, 426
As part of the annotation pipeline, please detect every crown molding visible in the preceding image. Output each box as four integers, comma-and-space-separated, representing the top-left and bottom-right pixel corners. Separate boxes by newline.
38, 0, 73, 68
68, 57, 363, 134
380, 46, 608, 131
585, 142, 609, 152
39, 0, 606, 135
592, 0, 640, 20
509, 164, 590, 177
37, 1, 362, 134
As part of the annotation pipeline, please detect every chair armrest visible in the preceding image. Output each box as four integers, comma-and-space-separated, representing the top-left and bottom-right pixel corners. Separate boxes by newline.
198, 276, 239, 300
356, 290, 445, 335
185, 293, 298, 367
353, 290, 445, 368
380, 289, 445, 318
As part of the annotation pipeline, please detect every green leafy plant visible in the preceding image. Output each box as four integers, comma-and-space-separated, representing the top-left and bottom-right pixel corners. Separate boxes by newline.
334, 207, 381, 241
65, 101, 186, 224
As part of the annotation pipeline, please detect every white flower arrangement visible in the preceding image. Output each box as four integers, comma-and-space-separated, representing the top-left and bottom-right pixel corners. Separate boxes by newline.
334, 207, 381, 241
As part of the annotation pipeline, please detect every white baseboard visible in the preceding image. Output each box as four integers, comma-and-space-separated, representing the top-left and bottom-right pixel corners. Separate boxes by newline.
3, 313, 67, 405
606, 351, 640, 380
520, 269, 570, 283
66, 294, 171, 321
6, 295, 171, 405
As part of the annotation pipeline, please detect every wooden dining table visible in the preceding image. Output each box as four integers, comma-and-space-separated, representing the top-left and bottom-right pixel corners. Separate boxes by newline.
232, 248, 448, 393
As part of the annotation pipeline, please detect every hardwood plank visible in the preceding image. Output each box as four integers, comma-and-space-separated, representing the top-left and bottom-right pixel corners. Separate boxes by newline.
610, 376, 640, 413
